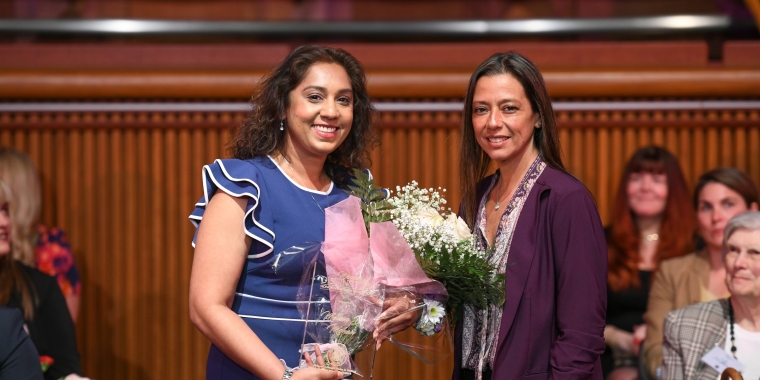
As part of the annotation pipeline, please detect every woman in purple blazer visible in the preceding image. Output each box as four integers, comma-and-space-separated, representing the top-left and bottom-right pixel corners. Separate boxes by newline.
454, 52, 608, 380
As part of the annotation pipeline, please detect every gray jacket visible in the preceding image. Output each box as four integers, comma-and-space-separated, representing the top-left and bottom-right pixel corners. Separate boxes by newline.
662, 299, 729, 380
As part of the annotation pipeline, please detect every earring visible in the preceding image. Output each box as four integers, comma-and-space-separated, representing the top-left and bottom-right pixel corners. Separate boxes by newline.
280, 120, 284, 131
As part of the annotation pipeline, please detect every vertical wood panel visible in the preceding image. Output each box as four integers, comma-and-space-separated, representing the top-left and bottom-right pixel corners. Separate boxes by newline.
583, 128, 597, 198
2, 109, 760, 380
434, 129, 448, 192
735, 129, 747, 172
110, 130, 126, 380
706, 128, 719, 169
692, 129, 706, 182
123, 130, 138, 380
136, 129, 152, 378
597, 129, 610, 224
678, 129, 692, 187
177, 128, 194, 380
570, 129, 584, 180
750, 127, 760, 186
150, 129, 165, 377
447, 128, 461, 211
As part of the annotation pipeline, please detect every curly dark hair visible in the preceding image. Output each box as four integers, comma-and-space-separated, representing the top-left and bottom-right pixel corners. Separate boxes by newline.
230, 45, 377, 185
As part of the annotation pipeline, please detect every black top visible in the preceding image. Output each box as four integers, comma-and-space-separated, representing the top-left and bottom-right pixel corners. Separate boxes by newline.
606, 269, 652, 333
4, 262, 81, 380
0, 306, 43, 380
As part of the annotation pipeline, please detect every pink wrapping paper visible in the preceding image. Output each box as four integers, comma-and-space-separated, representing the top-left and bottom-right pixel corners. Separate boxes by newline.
323, 196, 447, 302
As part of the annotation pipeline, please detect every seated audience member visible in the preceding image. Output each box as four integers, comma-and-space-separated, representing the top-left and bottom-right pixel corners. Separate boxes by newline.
662, 211, 760, 380
643, 168, 759, 379
0, 148, 81, 322
0, 180, 83, 380
0, 306, 43, 380
605, 146, 695, 380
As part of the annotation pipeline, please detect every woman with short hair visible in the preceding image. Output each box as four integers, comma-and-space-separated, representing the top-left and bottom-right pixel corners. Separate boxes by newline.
662, 211, 760, 380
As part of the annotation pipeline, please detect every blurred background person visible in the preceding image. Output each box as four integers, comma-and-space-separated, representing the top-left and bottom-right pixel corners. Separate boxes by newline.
0, 179, 83, 380
662, 211, 760, 380
0, 147, 81, 323
642, 167, 759, 379
604, 146, 696, 380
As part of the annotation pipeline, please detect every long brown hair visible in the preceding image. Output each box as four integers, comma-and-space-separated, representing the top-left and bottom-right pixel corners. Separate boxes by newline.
607, 146, 695, 291
459, 52, 565, 227
0, 180, 37, 320
230, 45, 378, 185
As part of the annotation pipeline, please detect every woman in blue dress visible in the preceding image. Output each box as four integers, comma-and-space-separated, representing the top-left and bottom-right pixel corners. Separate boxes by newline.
188, 46, 419, 380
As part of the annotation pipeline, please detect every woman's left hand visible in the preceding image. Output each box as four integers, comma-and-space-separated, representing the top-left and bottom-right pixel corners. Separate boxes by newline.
372, 292, 423, 348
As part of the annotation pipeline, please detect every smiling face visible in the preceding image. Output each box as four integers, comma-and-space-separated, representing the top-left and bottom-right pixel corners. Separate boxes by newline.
0, 202, 10, 257
471, 74, 539, 166
724, 228, 760, 299
283, 62, 354, 161
698, 182, 756, 251
626, 171, 669, 220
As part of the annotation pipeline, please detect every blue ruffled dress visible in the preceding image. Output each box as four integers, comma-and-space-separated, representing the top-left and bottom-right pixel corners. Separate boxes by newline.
189, 156, 351, 380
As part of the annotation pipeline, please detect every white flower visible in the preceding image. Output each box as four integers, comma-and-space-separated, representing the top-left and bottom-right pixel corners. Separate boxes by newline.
445, 213, 472, 241
423, 299, 446, 324
417, 206, 444, 227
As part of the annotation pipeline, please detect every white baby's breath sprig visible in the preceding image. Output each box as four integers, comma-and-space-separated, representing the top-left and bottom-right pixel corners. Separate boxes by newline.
387, 182, 483, 265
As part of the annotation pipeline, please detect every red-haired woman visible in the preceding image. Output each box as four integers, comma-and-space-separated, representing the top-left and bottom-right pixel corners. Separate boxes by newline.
604, 146, 695, 380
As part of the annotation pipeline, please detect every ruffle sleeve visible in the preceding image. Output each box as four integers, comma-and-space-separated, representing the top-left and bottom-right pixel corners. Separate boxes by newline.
189, 159, 275, 258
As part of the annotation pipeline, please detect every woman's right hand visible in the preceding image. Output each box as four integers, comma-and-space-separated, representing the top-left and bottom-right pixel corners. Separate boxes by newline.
291, 345, 343, 380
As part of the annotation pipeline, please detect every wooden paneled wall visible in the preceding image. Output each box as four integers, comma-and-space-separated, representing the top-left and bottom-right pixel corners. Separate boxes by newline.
2, 39, 760, 379
2, 104, 759, 380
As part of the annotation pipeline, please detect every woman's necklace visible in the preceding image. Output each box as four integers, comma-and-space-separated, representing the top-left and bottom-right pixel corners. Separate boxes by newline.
644, 233, 659, 241
281, 156, 327, 214
726, 298, 760, 380
493, 179, 509, 211
726, 299, 760, 380
728, 298, 739, 359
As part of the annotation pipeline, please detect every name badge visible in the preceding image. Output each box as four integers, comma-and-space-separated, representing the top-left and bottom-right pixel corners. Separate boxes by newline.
701, 346, 744, 374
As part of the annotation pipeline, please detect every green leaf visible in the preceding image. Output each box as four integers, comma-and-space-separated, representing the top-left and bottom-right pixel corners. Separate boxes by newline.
342, 168, 398, 235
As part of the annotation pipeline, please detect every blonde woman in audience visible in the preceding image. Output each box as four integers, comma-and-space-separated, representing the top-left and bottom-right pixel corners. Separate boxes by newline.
643, 168, 759, 379
0, 179, 83, 380
662, 211, 760, 380
0, 147, 81, 323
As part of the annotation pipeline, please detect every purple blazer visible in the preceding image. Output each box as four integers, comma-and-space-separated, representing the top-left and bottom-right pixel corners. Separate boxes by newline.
453, 166, 607, 380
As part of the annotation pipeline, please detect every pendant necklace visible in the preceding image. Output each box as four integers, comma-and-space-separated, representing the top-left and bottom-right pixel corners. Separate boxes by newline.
494, 180, 506, 211
282, 156, 327, 214
492, 157, 540, 212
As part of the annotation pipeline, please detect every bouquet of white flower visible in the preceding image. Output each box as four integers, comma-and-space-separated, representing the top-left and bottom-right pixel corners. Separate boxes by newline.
384, 180, 505, 324
346, 171, 504, 327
